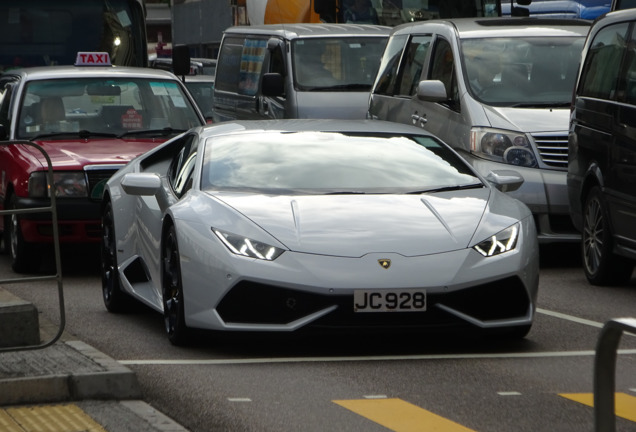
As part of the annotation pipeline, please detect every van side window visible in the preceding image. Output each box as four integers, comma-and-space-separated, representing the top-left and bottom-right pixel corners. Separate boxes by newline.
429, 38, 459, 109
269, 44, 285, 76
620, 26, 636, 104
398, 35, 432, 96
374, 34, 408, 96
215, 36, 245, 94
579, 22, 629, 100
238, 38, 268, 96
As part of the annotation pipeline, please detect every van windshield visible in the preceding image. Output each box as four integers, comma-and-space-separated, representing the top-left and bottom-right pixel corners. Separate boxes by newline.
292, 37, 388, 91
461, 36, 586, 106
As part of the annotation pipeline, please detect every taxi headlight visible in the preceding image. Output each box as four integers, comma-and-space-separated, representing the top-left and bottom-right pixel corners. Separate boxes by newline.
471, 128, 538, 168
28, 171, 88, 198
213, 228, 284, 261
473, 224, 519, 257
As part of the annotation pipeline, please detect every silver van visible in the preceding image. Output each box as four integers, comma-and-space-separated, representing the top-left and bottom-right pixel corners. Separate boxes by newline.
212, 24, 389, 122
368, 18, 590, 243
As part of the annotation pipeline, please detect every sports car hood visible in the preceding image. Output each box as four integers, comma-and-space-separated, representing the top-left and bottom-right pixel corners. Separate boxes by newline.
214, 189, 492, 257
25, 138, 162, 170
482, 105, 569, 133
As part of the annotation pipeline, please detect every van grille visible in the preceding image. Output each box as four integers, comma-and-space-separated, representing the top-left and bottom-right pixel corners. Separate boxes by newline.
532, 133, 568, 168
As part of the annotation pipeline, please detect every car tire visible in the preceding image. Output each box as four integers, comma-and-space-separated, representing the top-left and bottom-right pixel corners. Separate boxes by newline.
582, 186, 634, 286
101, 200, 131, 312
162, 224, 190, 346
5, 194, 39, 273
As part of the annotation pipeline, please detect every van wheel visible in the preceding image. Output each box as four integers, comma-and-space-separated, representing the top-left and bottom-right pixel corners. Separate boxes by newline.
582, 186, 634, 285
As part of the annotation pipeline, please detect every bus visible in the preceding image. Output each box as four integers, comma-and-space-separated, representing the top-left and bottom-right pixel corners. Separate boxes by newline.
244, 0, 503, 26
0, 0, 148, 72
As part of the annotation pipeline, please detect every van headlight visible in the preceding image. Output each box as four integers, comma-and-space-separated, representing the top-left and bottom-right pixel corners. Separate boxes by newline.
471, 128, 538, 168
473, 224, 519, 257
28, 171, 88, 198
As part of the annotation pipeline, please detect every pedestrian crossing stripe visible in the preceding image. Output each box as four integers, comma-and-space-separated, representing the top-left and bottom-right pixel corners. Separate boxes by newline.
560, 392, 636, 423
334, 398, 477, 432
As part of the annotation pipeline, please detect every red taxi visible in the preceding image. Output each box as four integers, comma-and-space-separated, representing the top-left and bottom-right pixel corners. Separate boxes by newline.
0, 53, 205, 272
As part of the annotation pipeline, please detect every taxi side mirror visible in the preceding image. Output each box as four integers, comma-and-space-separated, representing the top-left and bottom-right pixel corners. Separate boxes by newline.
173, 45, 191, 78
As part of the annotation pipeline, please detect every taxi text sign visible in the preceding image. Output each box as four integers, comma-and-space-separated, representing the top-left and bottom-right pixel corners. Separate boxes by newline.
75, 52, 112, 66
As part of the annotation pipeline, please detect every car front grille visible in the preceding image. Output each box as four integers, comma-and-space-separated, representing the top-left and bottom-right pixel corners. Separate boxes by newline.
533, 133, 568, 168
85, 165, 124, 201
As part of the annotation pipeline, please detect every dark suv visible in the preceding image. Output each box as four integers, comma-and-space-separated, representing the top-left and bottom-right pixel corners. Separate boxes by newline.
568, 8, 636, 285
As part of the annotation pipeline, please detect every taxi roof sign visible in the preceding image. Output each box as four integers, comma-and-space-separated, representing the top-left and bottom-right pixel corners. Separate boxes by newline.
75, 52, 112, 66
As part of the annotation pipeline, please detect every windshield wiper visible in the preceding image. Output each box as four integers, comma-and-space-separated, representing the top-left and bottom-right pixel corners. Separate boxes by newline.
406, 183, 484, 194
118, 128, 187, 138
305, 83, 371, 92
30, 130, 117, 141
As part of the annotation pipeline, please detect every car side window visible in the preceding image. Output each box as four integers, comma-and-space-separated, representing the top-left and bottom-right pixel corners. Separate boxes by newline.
579, 22, 629, 100
619, 24, 636, 104
0, 78, 17, 129
398, 35, 432, 96
428, 37, 459, 109
215, 36, 245, 94
373, 34, 409, 96
168, 134, 198, 197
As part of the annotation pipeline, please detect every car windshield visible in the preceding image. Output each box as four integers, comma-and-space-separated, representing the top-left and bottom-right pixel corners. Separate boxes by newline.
461, 36, 586, 106
17, 77, 202, 140
292, 37, 387, 91
202, 131, 481, 194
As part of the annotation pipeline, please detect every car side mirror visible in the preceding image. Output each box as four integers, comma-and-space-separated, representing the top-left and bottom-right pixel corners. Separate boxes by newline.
261, 73, 285, 97
121, 173, 161, 196
172, 44, 191, 78
485, 170, 524, 193
416, 80, 448, 102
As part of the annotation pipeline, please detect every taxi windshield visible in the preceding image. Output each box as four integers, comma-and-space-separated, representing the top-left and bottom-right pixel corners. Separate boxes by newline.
17, 77, 202, 140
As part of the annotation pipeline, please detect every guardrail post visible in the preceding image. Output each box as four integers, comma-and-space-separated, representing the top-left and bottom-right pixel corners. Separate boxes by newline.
594, 317, 636, 432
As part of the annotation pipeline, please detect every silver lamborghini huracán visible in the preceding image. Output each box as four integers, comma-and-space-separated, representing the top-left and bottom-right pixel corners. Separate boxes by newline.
101, 119, 539, 345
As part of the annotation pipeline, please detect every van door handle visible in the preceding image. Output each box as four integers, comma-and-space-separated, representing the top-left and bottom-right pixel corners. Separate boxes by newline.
411, 113, 427, 128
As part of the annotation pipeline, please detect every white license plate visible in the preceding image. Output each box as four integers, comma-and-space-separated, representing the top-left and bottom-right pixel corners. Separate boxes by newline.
353, 289, 426, 312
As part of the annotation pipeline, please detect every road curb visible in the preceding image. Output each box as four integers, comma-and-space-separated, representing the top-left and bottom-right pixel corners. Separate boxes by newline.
0, 340, 142, 405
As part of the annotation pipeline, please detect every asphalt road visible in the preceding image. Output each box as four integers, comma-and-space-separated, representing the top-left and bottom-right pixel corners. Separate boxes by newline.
3, 243, 636, 431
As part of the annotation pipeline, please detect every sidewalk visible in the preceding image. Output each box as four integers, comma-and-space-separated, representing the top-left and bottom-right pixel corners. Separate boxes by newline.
0, 287, 190, 432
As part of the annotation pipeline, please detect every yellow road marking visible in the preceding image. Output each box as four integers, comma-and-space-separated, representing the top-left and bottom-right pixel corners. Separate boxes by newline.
0, 404, 107, 432
560, 392, 636, 422
334, 398, 477, 431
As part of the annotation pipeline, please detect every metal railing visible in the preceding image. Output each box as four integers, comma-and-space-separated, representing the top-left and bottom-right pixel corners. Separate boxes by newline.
0, 140, 64, 352
594, 317, 636, 432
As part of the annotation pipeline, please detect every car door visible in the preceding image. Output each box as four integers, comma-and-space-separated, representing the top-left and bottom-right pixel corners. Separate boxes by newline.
368, 33, 432, 124
609, 21, 636, 247
411, 34, 468, 153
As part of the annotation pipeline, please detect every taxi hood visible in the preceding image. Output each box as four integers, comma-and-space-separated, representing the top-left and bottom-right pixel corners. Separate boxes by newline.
212, 189, 491, 257
25, 138, 162, 170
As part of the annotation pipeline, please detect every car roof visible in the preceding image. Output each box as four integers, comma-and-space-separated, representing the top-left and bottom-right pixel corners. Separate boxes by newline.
197, 119, 435, 139
223, 23, 391, 39
391, 17, 591, 38
590, 7, 636, 27
1, 65, 181, 82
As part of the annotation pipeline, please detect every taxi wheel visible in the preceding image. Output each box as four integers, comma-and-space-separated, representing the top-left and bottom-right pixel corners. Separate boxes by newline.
6, 194, 38, 273
582, 186, 634, 286
101, 200, 131, 312
162, 224, 190, 346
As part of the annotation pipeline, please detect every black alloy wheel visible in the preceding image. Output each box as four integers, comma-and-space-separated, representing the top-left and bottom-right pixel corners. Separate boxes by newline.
101, 200, 130, 312
582, 186, 633, 286
162, 224, 189, 345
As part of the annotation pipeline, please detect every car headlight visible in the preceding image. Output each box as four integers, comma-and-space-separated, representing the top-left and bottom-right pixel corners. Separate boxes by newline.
213, 228, 285, 261
473, 223, 519, 257
28, 171, 88, 198
471, 128, 538, 168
